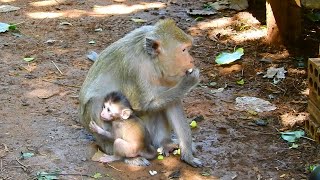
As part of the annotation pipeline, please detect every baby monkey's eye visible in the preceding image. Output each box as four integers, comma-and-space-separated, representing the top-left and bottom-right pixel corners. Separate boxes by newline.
102, 104, 105, 109
107, 108, 110, 112
182, 48, 186, 52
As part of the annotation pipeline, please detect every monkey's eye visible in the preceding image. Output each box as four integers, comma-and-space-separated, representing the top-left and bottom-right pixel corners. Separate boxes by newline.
182, 48, 186, 52
107, 108, 110, 112
102, 104, 105, 109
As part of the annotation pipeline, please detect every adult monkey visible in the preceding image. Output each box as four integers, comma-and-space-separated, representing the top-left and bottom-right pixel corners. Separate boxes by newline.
79, 19, 202, 167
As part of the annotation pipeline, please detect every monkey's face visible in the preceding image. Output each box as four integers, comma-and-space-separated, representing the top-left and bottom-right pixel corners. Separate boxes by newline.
159, 42, 194, 82
100, 101, 121, 121
100, 101, 132, 121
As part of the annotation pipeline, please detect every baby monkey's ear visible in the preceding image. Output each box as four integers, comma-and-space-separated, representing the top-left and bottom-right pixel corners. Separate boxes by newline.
121, 108, 133, 120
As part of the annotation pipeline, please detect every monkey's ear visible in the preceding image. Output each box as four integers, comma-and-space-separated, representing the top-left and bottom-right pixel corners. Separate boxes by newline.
121, 109, 132, 120
145, 38, 160, 56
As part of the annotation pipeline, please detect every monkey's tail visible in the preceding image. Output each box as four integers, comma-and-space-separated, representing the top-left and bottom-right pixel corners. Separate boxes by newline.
139, 145, 157, 160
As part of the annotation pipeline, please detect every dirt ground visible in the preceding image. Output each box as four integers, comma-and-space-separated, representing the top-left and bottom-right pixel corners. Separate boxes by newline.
1, 0, 320, 179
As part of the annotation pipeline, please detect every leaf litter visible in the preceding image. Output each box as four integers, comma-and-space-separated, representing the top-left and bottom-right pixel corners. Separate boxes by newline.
0, 5, 20, 13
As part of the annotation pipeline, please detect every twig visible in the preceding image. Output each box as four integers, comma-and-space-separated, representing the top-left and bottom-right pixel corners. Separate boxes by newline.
239, 125, 276, 135
105, 163, 123, 172
38, 173, 91, 177
8, 165, 27, 171
301, 136, 316, 142
0, 159, 3, 172
36, 17, 48, 28
15, 158, 28, 171
42, 79, 81, 88
270, 82, 286, 92
14, 21, 25, 26
51, 61, 63, 75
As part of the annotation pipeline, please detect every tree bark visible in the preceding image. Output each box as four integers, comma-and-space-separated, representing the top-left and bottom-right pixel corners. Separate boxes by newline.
266, 0, 301, 46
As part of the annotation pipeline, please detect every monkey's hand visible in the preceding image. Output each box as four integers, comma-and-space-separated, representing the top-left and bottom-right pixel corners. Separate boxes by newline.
179, 68, 200, 92
144, 68, 200, 111
180, 150, 203, 168
89, 120, 100, 133
89, 121, 113, 139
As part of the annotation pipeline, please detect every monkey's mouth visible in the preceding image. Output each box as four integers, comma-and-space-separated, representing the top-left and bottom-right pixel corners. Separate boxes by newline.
100, 116, 111, 121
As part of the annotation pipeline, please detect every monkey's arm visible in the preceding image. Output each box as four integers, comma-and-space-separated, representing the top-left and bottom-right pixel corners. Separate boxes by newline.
89, 121, 114, 140
145, 69, 199, 111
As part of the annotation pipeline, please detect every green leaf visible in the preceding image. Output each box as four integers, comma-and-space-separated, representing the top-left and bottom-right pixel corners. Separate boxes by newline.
215, 48, 244, 65
0, 22, 10, 33
237, 79, 245, 85
36, 172, 58, 180
309, 165, 319, 172
280, 130, 305, 143
20, 152, 34, 159
201, 172, 211, 176
8, 24, 16, 30
92, 172, 103, 179
131, 18, 147, 23
23, 57, 35, 62
306, 12, 320, 22
208, 82, 217, 87
194, 17, 204, 21
289, 143, 299, 149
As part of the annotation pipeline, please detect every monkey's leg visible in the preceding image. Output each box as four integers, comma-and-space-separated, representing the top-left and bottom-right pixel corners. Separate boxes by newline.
114, 139, 151, 166
143, 112, 177, 156
113, 138, 139, 158
165, 101, 203, 167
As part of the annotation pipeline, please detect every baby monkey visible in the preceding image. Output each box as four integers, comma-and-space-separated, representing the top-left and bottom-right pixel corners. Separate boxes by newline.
89, 91, 157, 164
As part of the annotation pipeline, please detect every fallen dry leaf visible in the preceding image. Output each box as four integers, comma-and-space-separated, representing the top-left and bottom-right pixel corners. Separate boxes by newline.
0, 143, 9, 158
91, 149, 105, 162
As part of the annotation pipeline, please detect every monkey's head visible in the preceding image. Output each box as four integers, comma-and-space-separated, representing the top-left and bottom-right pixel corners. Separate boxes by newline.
145, 19, 195, 85
100, 92, 133, 121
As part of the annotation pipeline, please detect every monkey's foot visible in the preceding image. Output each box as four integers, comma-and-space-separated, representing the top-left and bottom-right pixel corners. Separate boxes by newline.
99, 155, 121, 163
181, 152, 203, 168
124, 157, 150, 166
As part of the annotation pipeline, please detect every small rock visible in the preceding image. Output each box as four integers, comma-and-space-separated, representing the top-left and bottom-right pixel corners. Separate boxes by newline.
254, 119, 268, 126
45, 39, 56, 45
168, 170, 181, 179
193, 115, 204, 122
21, 101, 29, 106
149, 170, 157, 176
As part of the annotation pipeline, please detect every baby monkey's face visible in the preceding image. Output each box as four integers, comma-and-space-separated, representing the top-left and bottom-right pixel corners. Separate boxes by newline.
100, 101, 132, 121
